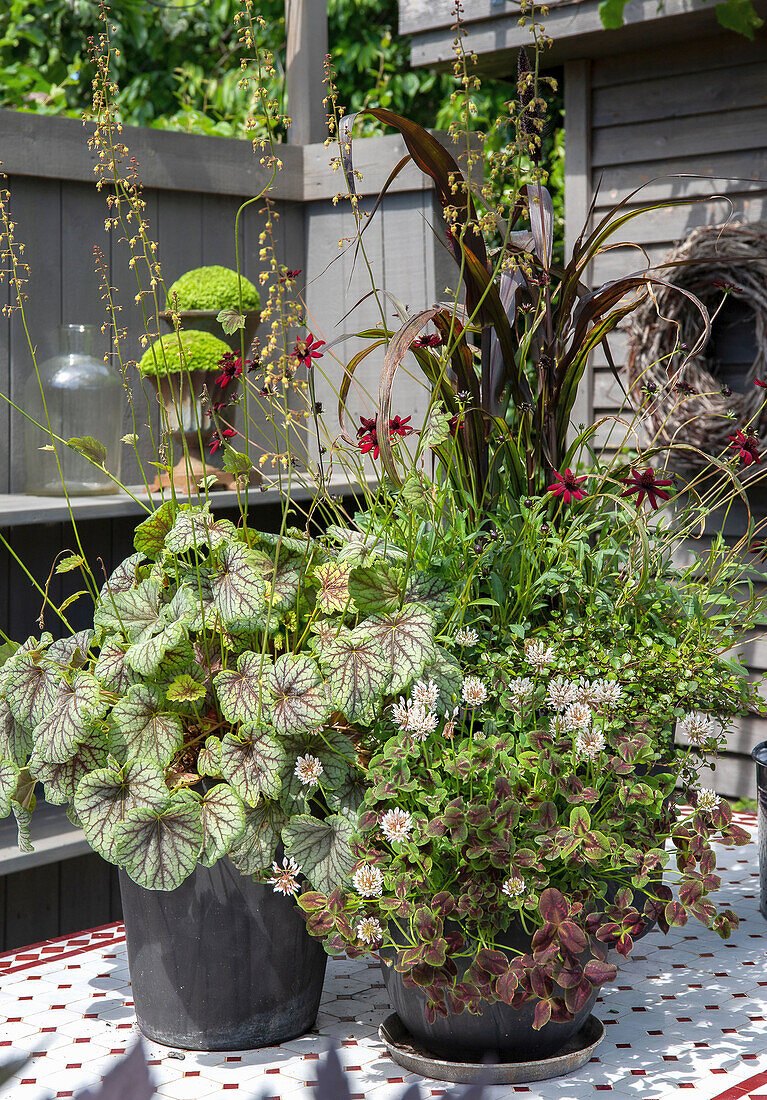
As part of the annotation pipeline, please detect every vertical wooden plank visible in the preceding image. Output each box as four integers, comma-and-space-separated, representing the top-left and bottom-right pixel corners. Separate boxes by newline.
8, 176, 62, 493
0, 873, 6, 951
564, 60, 593, 438
59, 853, 111, 936
0, 194, 9, 494
4, 862, 60, 949
201, 194, 245, 272
285, 0, 329, 145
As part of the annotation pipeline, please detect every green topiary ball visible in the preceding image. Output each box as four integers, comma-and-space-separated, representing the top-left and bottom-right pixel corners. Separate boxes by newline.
137, 330, 232, 376
166, 265, 260, 312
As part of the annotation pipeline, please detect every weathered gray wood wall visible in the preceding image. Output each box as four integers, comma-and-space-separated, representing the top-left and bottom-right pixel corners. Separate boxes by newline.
565, 32, 767, 798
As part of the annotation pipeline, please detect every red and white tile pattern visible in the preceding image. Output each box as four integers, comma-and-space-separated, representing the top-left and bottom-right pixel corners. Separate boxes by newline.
0, 813, 764, 1100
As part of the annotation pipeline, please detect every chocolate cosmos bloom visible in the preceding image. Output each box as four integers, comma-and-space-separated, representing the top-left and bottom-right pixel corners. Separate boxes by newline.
215, 353, 243, 389
620, 468, 673, 510
548, 468, 588, 504
292, 333, 325, 368
412, 333, 442, 349
209, 427, 236, 454
729, 429, 761, 467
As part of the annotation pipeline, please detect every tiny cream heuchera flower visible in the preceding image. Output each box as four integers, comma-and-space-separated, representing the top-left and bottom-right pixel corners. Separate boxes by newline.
502, 876, 526, 899
461, 676, 488, 707
576, 727, 606, 760
525, 640, 554, 670
591, 679, 623, 710
697, 788, 721, 814
294, 754, 323, 786
356, 916, 384, 945
546, 677, 578, 711
353, 865, 384, 898
561, 701, 593, 731
269, 856, 302, 896
455, 627, 479, 646
381, 808, 414, 843
679, 712, 712, 746
411, 679, 440, 709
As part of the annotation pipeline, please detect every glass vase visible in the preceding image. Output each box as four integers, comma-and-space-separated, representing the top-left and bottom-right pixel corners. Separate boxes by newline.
24, 324, 123, 496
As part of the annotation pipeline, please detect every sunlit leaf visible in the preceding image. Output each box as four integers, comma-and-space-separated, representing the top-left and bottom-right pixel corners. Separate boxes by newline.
197, 735, 222, 777
313, 561, 352, 614
214, 650, 271, 725
364, 603, 435, 693
3, 652, 62, 728
33, 672, 106, 764
0, 697, 32, 766
134, 501, 176, 556
228, 802, 285, 876
348, 562, 403, 614
55, 554, 85, 575
115, 792, 202, 890
67, 435, 107, 466
220, 726, 285, 804
166, 674, 207, 704
98, 553, 144, 604
111, 684, 185, 767
94, 579, 161, 642
209, 543, 268, 629
282, 812, 355, 894
199, 784, 245, 866
93, 639, 136, 695
74, 760, 168, 863
217, 306, 246, 334
0, 759, 19, 818
164, 505, 237, 555
267, 653, 329, 736
125, 620, 187, 678
317, 626, 390, 723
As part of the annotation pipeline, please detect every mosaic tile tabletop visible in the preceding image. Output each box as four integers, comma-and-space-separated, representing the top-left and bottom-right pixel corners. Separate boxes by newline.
1, 812, 765, 1100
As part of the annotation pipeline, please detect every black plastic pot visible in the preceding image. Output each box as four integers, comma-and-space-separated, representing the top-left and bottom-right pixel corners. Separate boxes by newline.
380, 924, 598, 1063
752, 740, 767, 920
119, 861, 327, 1050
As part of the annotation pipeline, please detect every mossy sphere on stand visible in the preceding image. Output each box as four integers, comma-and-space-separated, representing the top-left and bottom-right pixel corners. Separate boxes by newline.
137, 330, 231, 377
166, 266, 260, 312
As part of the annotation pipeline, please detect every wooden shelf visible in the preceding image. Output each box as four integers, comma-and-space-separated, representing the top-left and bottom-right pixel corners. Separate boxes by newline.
0, 802, 90, 877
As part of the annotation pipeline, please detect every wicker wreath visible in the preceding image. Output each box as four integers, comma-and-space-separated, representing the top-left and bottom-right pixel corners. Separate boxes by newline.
625, 222, 767, 472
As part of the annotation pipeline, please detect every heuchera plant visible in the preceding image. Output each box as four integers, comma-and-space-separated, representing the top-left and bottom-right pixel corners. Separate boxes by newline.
0, 501, 457, 892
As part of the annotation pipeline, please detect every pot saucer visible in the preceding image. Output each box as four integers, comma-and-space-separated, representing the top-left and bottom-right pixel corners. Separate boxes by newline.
378, 1012, 605, 1084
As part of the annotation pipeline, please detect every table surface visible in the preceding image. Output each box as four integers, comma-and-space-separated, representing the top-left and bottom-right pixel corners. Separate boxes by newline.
0, 812, 765, 1100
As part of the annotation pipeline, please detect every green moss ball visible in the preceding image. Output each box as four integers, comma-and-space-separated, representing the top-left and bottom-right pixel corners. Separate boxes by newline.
166, 265, 260, 312
138, 330, 232, 376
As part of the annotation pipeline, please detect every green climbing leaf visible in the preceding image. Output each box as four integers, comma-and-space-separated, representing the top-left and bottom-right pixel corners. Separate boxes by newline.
197, 736, 222, 777
74, 759, 168, 863
348, 562, 403, 614
33, 672, 106, 764
222, 448, 252, 475
30, 730, 109, 805
220, 726, 285, 804
364, 603, 436, 694
716, 0, 763, 37
199, 784, 245, 866
111, 684, 185, 767
93, 640, 137, 695
67, 435, 107, 466
3, 652, 62, 728
228, 802, 285, 876
115, 792, 203, 890
313, 561, 352, 614
217, 306, 246, 334
598, 0, 629, 28
0, 697, 32, 766
55, 554, 85, 575
317, 626, 390, 723
0, 759, 19, 818
134, 501, 176, 556
214, 651, 271, 725
282, 812, 355, 894
209, 543, 268, 629
266, 653, 329, 736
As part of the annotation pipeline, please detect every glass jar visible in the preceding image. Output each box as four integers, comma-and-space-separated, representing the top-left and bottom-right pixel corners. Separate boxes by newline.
24, 324, 124, 495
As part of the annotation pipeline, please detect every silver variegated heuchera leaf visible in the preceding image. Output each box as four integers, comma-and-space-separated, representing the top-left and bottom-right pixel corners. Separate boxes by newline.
3, 653, 62, 728
133, 500, 175, 556
98, 553, 144, 602
282, 812, 355, 894
214, 651, 271, 725
164, 505, 237, 555
209, 543, 268, 629
30, 731, 109, 805
313, 561, 352, 614
348, 563, 403, 614
422, 646, 462, 711
45, 630, 95, 670
364, 603, 436, 693
125, 620, 187, 678
74, 760, 168, 863
94, 579, 161, 642
0, 696, 33, 766
405, 571, 453, 619
317, 627, 390, 723
228, 802, 285, 876
197, 736, 222, 776
33, 672, 106, 764
220, 727, 285, 804
0, 759, 19, 818
267, 654, 329, 736
115, 792, 203, 891
199, 784, 245, 867
93, 640, 136, 695
111, 684, 185, 767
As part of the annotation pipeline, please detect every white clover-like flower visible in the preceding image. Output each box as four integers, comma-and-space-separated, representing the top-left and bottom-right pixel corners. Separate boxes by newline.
294, 754, 324, 786
525, 640, 554, 671
507, 676, 535, 706
697, 788, 721, 814
356, 916, 384, 945
269, 856, 302, 896
591, 679, 623, 710
575, 727, 606, 761
461, 676, 488, 707
574, 677, 599, 706
391, 697, 409, 730
502, 876, 526, 899
546, 677, 578, 711
679, 712, 712, 746
442, 706, 459, 739
381, 808, 414, 844
411, 679, 440, 709
455, 627, 479, 647
561, 701, 593, 732
353, 865, 384, 898
405, 703, 439, 741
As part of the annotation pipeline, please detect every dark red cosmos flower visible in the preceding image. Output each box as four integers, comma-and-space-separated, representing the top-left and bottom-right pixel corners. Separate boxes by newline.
209, 427, 236, 454
389, 415, 414, 438
620, 468, 673, 510
215, 353, 243, 389
749, 539, 767, 561
356, 415, 377, 439
206, 401, 228, 417
412, 333, 442, 349
280, 268, 302, 283
448, 413, 463, 436
729, 429, 761, 466
755, 379, 767, 389
292, 333, 325, 368
357, 415, 414, 460
548, 468, 588, 504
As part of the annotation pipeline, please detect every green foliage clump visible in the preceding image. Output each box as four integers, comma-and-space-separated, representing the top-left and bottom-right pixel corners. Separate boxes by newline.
166, 266, 260, 312
137, 330, 231, 376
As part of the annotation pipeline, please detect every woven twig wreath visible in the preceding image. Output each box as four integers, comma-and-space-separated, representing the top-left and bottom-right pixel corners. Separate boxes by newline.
625, 222, 767, 473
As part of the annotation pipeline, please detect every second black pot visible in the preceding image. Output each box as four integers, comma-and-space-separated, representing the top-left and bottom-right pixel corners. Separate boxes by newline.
119, 861, 327, 1050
